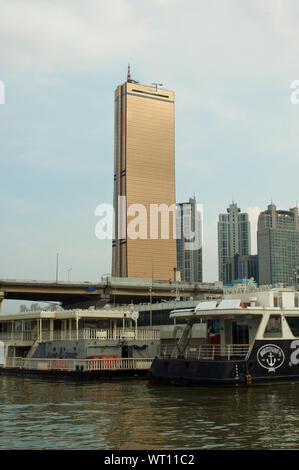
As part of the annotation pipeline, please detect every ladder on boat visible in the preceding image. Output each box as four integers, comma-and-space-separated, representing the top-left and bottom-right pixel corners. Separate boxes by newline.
171, 313, 197, 358
26, 339, 39, 359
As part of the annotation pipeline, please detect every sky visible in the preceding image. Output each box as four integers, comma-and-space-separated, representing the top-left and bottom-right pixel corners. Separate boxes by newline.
1, 0, 299, 312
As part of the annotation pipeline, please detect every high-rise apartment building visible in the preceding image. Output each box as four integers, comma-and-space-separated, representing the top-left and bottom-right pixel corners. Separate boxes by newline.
257, 204, 299, 286
218, 202, 251, 282
176, 197, 202, 283
224, 254, 258, 285
112, 68, 177, 280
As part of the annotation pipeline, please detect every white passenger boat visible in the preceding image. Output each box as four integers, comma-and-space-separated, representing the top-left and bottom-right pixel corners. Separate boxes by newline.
0, 307, 159, 379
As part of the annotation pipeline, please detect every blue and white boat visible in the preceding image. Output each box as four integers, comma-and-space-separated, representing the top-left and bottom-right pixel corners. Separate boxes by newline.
149, 287, 299, 386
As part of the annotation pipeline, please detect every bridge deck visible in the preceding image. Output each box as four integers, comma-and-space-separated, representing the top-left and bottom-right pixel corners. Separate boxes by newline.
0, 278, 222, 309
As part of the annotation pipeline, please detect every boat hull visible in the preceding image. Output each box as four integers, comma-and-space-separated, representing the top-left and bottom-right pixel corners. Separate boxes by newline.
148, 358, 248, 386
149, 340, 299, 386
0, 366, 149, 380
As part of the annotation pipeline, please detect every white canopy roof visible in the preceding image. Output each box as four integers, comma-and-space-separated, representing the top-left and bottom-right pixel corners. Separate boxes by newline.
195, 300, 218, 310
169, 299, 264, 320
170, 300, 219, 319
216, 299, 241, 309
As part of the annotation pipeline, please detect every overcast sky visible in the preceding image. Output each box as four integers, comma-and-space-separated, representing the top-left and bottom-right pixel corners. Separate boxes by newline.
1, 0, 299, 312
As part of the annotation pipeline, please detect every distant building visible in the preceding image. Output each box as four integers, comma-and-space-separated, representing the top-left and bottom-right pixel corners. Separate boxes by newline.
19, 305, 29, 313
19, 303, 61, 313
257, 204, 299, 286
176, 197, 202, 283
224, 278, 258, 289
218, 203, 251, 282
46, 303, 61, 312
30, 303, 41, 312
224, 254, 258, 286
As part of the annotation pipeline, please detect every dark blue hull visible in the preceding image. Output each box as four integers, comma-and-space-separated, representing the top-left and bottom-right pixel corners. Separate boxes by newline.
149, 340, 299, 386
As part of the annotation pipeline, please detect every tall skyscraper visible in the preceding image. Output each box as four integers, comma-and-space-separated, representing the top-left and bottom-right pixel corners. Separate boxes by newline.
218, 202, 251, 282
176, 197, 202, 283
257, 203, 299, 286
112, 67, 177, 280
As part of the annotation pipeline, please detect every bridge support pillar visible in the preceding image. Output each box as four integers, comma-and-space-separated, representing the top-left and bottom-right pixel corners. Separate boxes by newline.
0, 292, 4, 313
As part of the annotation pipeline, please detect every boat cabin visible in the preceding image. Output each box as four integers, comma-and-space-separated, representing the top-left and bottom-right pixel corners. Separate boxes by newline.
167, 288, 299, 360
0, 307, 160, 363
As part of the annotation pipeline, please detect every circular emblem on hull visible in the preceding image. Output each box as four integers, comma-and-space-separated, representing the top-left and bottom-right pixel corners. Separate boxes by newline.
257, 344, 285, 372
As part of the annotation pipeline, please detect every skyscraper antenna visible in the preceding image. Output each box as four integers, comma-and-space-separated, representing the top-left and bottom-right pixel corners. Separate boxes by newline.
127, 63, 131, 82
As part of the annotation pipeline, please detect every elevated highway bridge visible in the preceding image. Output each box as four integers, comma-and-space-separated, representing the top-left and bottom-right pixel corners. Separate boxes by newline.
0, 277, 223, 311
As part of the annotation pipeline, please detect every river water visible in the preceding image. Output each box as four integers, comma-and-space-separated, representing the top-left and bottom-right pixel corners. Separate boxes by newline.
1, 375, 299, 450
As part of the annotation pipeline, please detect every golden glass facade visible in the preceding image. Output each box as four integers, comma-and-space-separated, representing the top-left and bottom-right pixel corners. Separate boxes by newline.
112, 79, 177, 280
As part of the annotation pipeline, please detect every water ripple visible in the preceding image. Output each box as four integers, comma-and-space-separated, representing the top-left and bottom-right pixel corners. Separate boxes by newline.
1, 376, 299, 449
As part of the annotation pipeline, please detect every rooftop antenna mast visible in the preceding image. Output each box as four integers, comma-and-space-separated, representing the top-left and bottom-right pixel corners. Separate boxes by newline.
127, 64, 139, 84
152, 82, 163, 92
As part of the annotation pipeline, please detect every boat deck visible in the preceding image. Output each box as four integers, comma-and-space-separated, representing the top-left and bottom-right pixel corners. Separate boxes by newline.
2, 356, 153, 373
160, 343, 251, 360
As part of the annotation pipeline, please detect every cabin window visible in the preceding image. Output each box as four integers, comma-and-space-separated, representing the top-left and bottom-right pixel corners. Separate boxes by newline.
15, 321, 22, 331
97, 320, 109, 329
24, 321, 33, 331
285, 317, 299, 337
232, 322, 249, 344
54, 320, 62, 331
208, 320, 220, 334
83, 320, 110, 329
42, 320, 49, 329
0, 323, 8, 332
264, 315, 282, 337
273, 295, 282, 308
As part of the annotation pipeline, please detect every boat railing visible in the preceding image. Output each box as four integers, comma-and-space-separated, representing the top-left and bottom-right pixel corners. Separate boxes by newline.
160, 344, 251, 361
4, 356, 153, 372
41, 328, 160, 341
0, 331, 38, 342
80, 328, 160, 341
0, 328, 160, 343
